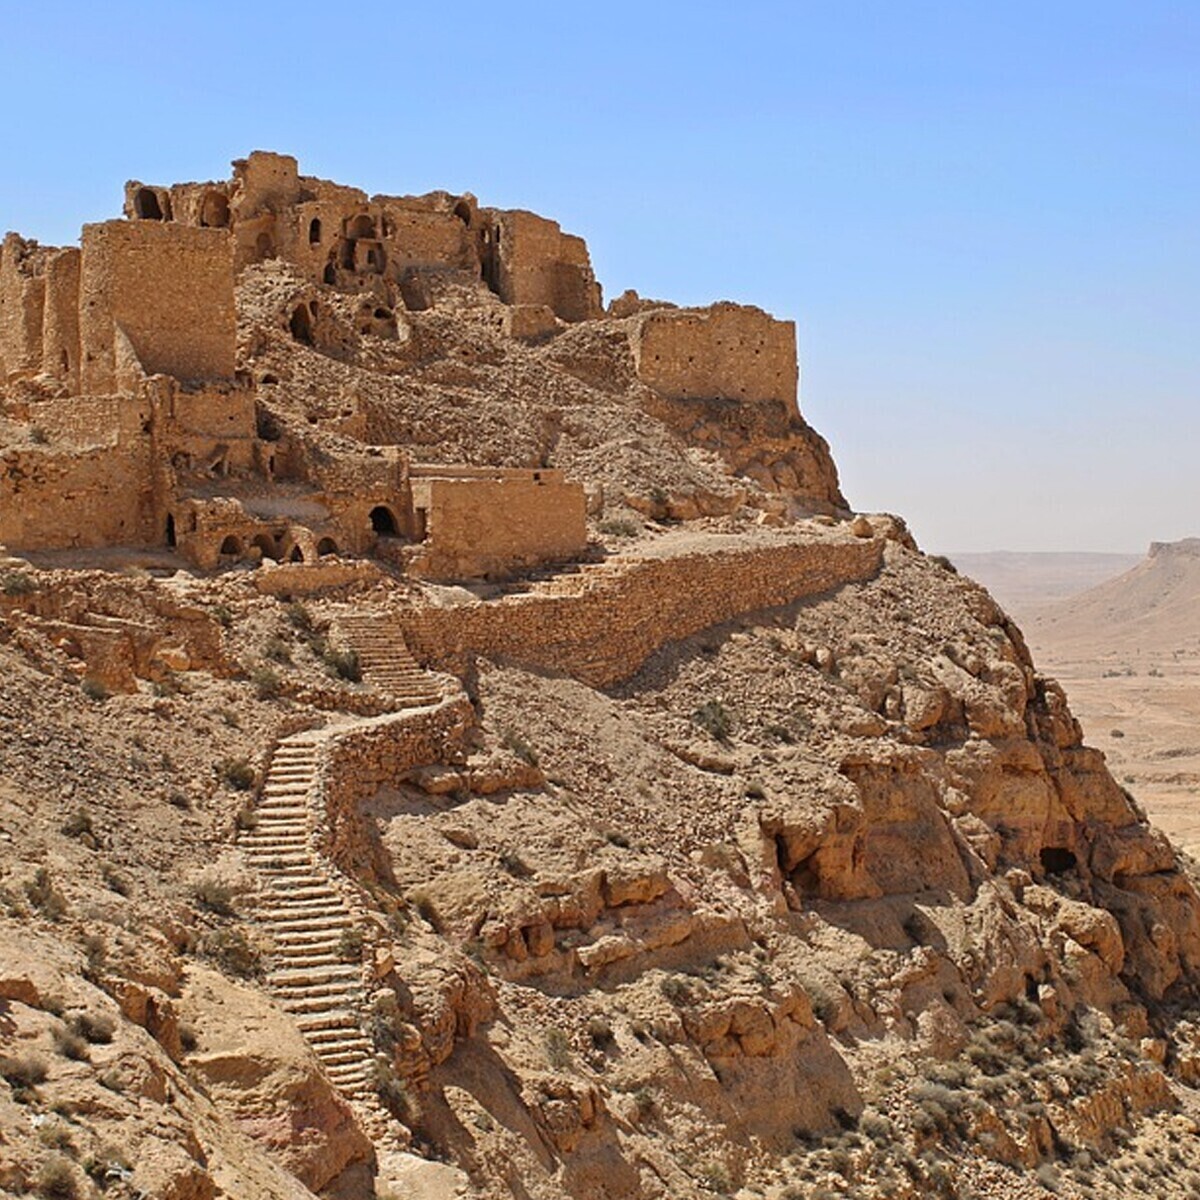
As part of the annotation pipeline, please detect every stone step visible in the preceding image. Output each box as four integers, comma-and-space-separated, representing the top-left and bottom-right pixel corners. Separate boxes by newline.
308, 1027, 371, 1047
295, 1012, 361, 1033
278, 990, 364, 1013
274, 934, 344, 951
263, 885, 340, 902
272, 962, 362, 985
265, 915, 353, 933
318, 1047, 372, 1067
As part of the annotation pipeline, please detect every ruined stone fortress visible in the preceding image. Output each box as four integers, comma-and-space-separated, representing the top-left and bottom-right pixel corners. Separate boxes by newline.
0, 152, 813, 580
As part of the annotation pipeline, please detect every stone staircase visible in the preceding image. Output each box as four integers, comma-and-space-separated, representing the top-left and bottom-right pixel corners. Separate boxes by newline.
240, 734, 393, 1139
333, 612, 442, 708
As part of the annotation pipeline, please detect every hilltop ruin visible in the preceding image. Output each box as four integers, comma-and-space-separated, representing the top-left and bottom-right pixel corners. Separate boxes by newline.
0, 151, 838, 579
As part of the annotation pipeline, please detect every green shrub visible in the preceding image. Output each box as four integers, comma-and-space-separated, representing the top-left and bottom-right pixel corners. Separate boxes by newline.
659, 974, 691, 1004
24, 868, 67, 921
81, 933, 107, 979
0, 1052, 49, 1089
234, 805, 258, 831
34, 1156, 78, 1200
263, 634, 292, 664
338, 926, 366, 960
69, 1011, 115, 1044
587, 1016, 615, 1049
193, 876, 235, 916
52, 1026, 89, 1062
211, 604, 233, 628
599, 518, 640, 538
545, 1028, 572, 1069
219, 757, 256, 791
202, 927, 260, 977
251, 665, 281, 699
61, 808, 95, 840
692, 699, 733, 742
100, 864, 129, 897
323, 645, 361, 682
80, 677, 110, 702
501, 728, 539, 766
285, 602, 314, 633
1, 571, 37, 596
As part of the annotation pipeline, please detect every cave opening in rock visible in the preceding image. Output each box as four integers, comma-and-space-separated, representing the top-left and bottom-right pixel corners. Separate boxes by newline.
1040, 846, 1077, 875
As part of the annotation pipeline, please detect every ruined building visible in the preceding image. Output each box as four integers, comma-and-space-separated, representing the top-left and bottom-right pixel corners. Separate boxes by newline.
0, 152, 834, 578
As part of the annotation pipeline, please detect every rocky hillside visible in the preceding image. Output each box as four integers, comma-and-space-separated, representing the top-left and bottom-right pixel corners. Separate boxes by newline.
4, 190, 1200, 1200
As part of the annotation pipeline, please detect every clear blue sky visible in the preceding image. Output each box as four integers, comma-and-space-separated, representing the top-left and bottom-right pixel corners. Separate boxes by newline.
2, 1, 1196, 552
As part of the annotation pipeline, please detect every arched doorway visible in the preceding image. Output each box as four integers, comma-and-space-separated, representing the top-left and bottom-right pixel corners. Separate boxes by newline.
316, 537, 339, 557
369, 506, 399, 536
165, 514, 176, 547
253, 534, 277, 560
219, 535, 243, 558
309, 218, 322, 244
289, 304, 314, 345
289, 545, 305, 563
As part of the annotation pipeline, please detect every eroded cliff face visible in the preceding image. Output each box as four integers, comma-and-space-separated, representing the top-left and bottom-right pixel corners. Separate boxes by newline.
5, 531, 1200, 1200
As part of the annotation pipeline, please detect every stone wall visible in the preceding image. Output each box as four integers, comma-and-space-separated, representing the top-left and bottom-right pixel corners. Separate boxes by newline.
398, 534, 883, 687
631, 303, 797, 406
0, 437, 153, 549
0, 234, 47, 382
79, 220, 236, 392
318, 698, 476, 882
407, 468, 588, 581
486, 210, 601, 322
41, 248, 81, 391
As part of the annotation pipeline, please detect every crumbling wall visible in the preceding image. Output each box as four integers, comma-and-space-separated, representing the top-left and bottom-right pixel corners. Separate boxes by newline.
632, 303, 798, 405
484, 210, 601, 322
79, 221, 236, 392
0, 438, 153, 549
407, 468, 588, 580
398, 534, 883, 686
41, 248, 81, 391
0, 234, 48, 382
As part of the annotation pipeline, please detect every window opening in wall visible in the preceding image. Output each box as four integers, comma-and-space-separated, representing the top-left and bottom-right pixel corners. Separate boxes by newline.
255, 232, 274, 260
316, 537, 339, 557
200, 192, 230, 228
453, 200, 472, 226
60, 349, 69, 373
309, 217, 322, 244
413, 507, 428, 542
346, 214, 375, 240
323, 262, 337, 285
369, 505, 399, 535
134, 188, 163, 220
165, 514, 176, 547
289, 545, 305, 563
289, 304, 314, 346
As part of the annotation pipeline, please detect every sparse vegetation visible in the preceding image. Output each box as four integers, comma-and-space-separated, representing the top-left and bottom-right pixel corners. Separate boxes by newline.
251, 665, 282, 699
193, 875, 236, 916
263, 633, 292, 663
599, 517, 640, 538
544, 1027, 572, 1069
34, 1156, 78, 1200
70, 1011, 116, 1044
692, 698, 734, 741
323, 644, 361, 682
501, 728, 539, 766
201, 926, 260, 977
52, 1025, 90, 1061
2, 570, 37, 596
25, 867, 67, 921
219, 756, 256, 791
80, 676, 110, 702
337, 926, 366, 960
1, 1052, 49, 1092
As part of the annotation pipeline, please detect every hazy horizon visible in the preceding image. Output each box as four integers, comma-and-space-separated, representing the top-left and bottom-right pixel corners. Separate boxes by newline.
2, 2, 1194, 554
